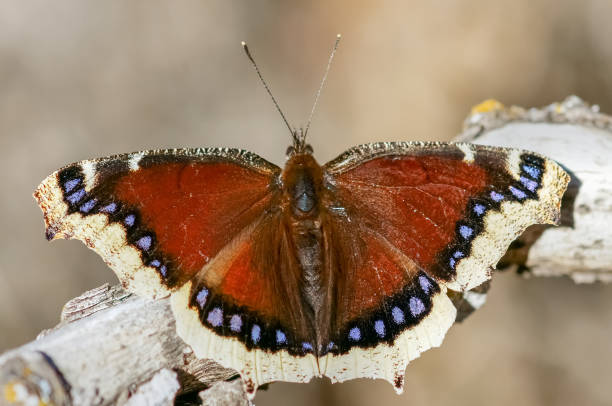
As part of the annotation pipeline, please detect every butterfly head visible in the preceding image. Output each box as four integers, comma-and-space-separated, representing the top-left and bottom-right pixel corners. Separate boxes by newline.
286, 128, 313, 157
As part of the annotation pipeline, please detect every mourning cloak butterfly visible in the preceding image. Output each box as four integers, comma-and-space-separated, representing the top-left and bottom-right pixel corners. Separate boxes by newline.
33, 40, 570, 399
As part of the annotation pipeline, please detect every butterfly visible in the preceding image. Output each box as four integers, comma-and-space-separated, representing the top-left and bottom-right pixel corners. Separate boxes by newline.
33, 38, 570, 399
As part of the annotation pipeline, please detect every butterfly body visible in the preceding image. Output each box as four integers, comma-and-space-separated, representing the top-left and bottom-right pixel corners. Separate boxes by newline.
35, 141, 569, 398
282, 151, 336, 354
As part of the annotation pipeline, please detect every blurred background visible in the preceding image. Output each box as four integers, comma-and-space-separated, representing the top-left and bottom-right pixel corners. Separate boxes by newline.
1, 1, 611, 405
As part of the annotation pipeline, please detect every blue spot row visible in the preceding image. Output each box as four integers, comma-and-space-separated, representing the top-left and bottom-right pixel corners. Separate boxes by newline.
181, 272, 432, 353
62, 179, 146, 234
60, 172, 170, 283
443, 154, 545, 279
346, 292, 430, 343
509, 155, 543, 201
193, 284, 320, 354
200, 306, 301, 349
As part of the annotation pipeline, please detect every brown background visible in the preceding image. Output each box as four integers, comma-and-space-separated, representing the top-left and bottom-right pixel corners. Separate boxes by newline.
1, 1, 611, 405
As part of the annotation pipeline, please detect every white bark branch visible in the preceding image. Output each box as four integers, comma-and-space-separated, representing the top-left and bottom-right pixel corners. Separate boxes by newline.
2, 96, 610, 405
455, 96, 612, 283
0, 284, 239, 406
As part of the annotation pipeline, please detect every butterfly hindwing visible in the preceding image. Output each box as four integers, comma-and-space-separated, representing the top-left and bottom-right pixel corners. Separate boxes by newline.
320, 218, 456, 391
171, 214, 320, 397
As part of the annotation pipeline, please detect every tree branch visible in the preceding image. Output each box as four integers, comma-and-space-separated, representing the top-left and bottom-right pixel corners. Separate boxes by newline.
0, 284, 240, 405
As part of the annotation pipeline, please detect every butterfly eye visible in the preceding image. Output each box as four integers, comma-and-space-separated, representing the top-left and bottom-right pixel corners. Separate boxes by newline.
286, 146, 295, 157
304, 144, 313, 154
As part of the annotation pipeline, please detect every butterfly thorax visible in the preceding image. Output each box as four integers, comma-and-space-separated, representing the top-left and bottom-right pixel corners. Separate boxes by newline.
282, 152, 330, 349
283, 152, 321, 217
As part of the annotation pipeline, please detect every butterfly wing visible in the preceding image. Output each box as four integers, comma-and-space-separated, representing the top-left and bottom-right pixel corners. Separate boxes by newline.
34, 148, 319, 394
319, 142, 569, 390
35, 148, 279, 298
318, 215, 456, 391
171, 211, 321, 396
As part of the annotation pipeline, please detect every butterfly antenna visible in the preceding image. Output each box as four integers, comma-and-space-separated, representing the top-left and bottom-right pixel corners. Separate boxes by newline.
303, 34, 342, 139
242, 41, 296, 143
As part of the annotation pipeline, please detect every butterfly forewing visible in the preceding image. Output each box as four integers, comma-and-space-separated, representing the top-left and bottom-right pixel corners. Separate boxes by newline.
35, 148, 283, 297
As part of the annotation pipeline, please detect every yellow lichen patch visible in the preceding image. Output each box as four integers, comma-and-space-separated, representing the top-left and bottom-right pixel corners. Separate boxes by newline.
3, 381, 48, 406
4, 382, 17, 402
470, 99, 505, 114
